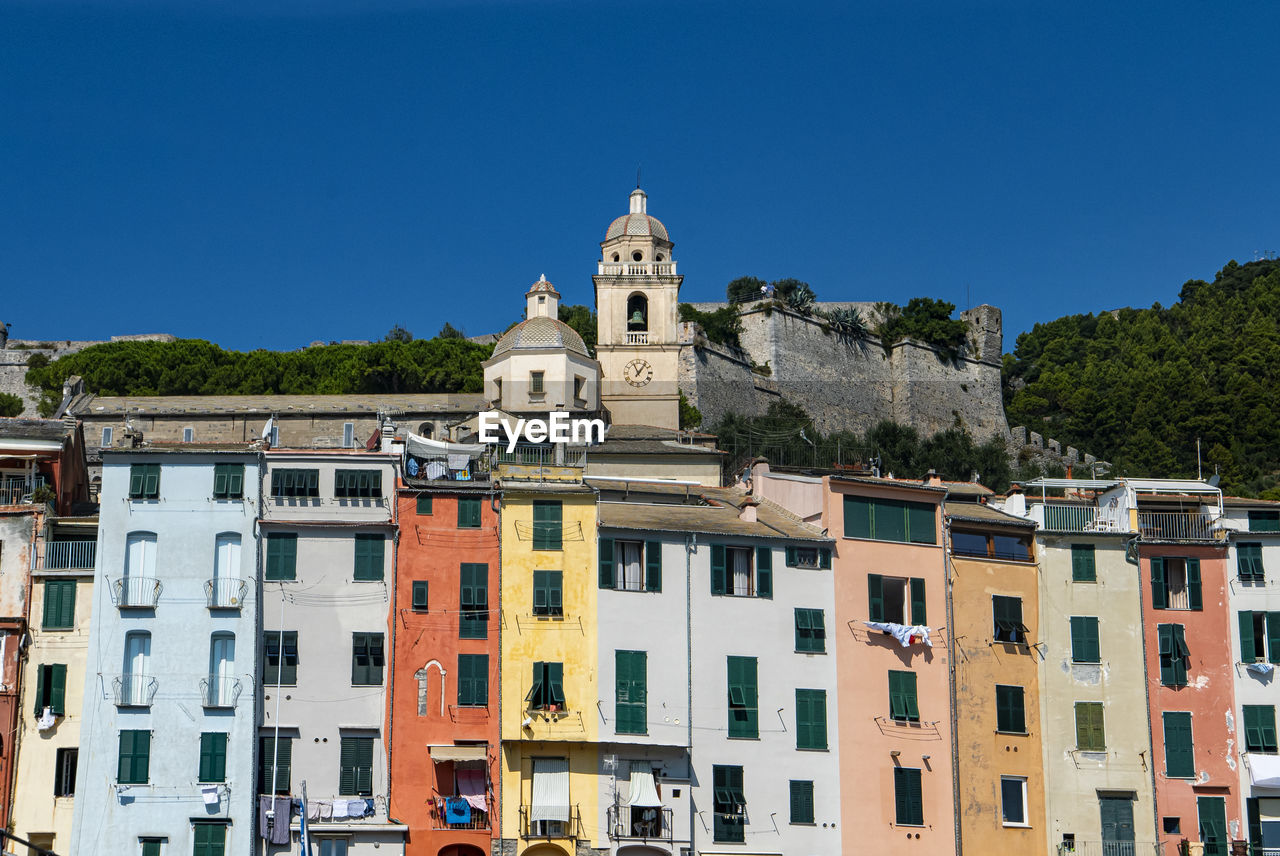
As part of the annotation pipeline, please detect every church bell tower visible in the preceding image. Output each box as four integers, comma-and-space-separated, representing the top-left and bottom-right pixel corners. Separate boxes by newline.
593, 187, 682, 429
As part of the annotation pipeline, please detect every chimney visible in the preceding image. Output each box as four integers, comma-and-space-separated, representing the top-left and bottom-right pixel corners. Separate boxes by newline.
739, 497, 758, 523
924, 469, 943, 487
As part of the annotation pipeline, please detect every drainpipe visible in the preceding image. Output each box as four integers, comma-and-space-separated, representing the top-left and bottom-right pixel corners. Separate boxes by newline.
7, 508, 40, 832
385, 472, 399, 828
943, 508, 963, 856
686, 531, 696, 856
492, 484, 503, 845
1135, 539, 1161, 848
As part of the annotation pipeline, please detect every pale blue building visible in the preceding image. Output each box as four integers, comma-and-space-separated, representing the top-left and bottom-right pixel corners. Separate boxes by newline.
70, 446, 261, 856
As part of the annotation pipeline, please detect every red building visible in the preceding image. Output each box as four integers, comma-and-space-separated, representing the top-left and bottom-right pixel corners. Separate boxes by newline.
390, 440, 499, 856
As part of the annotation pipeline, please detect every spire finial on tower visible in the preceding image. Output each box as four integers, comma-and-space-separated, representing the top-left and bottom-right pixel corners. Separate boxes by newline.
636, 164, 642, 189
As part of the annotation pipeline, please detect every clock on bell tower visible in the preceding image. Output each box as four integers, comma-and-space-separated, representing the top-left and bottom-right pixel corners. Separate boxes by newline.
593, 187, 682, 429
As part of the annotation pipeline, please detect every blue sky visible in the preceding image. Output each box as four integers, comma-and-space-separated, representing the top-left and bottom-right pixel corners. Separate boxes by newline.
3, 0, 1278, 353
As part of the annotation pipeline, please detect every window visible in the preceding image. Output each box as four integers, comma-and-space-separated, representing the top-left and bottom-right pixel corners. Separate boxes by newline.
1075, 702, 1105, 751
457, 496, 482, 529
317, 840, 350, 856
843, 495, 936, 544
335, 470, 383, 499
532, 570, 563, 617
263, 631, 298, 685
269, 424, 279, 446
54, 747, 77, 797
953, 530, 1033, 561
1239, 543, 1265, 582
795, 608, 826, 653
726, 656, 758, 738
789, 780, 814, 824
198, 733, 227, 783
192, 822, 226, 856
1000, 776, 1029, 826
415, 494, 432, 515
712, 765, 745, 843
353, 533, 385, 581
457, 654, 488, 707
1071, 544, 1096, 581
264, 533, 297, 581
118, 729, 150, 784
33, 663, 67, 715
996, 685, 1026, 734
1250, 510, 1280, 532
888, 670, 920, 722
212, 533, 240, 606
122, 631, 151, 706
1239, 611, 1280, 664
214, 464, 241, 500
993, 596, 1028, 644
1158, 624, 1190, 687
342, 422, 355, 448
573, 375, 586, 403
710, 545, 772, 598
1198, 796, 1227, 856
615, 650, 647, 734
42, 579, 76, 629
530, 371, 545, 395
785, 545, 832, 569
339, 736, 374, 796
258, 735, 292, 794
351, 633, 385, 685
526, 661, 565, 710
411, 581, 429, 611
101, 426, 113, 447
1244, 705, 1278, 753
599, 539, 662, 592
1150, 557, 1202, 610
129, 463, 161, 500
182, 427, 195, 443
1070, 616, 1101, 663
1163, 711, 1195, 777
271, 469, 319, 498
532, 500, 562, 550
1163, 817, 1182, 835
795, 689, 828, 750
868, 575, 926, 625
893, 767, 923, 826
459, 563, 488, 639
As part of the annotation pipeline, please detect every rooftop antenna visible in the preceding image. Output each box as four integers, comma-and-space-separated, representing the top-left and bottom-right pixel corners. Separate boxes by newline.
1196, 437, 1202, 481
636, 164, 642, 189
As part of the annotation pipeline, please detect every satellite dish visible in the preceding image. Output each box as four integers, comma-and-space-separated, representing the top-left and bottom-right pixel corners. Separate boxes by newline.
1207, 474, 1220, 487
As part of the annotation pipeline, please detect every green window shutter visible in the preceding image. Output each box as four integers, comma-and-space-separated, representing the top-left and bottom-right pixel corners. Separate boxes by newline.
1251, 511, 1280, 532
50, 663, 67, 715
281, 632, 298, 685
213, 467, 227, 498
527, 661, 546, 708
129, 465, 145, 498
1241, 612, 1259, 663
1158, 624, 1174, 685
458, 496, 481, 528
1173, 625, 1189, 685
1071, 616, 1100, 663
259, 736, 292, 794
645, 540, 662, 591
193, 823, 226, 856
227, 465, 243, 498
711, 544, 727, 595
1151, 557, 1167, 609
118, 730, 150, 784
789, 780, 814, 824
339, 738, 357, 795
547, 661, 565, 706
996, 685, 1025, 733
416, 493, 433, 515
868, 574, 884, 622
889, 671, 918, 721
199, 732, 227, 782
459, 563, 488, 639
894, 767, 923, 825
877, 498, 908, 542
785, 546, 797, 566
458, 654, 488, 707
598, 538, 615, 588
1268, 613, 1280, 665
909, 577, 926, 625
1245, 705, 1277, 753
1164, 711, 1195, 777
727, 656, 758, 738
265, 534, 297, 581
143, 464, 160, 499
755, 546, 772, 598
142, 840, 162, 856
1249, 798, 1264, 849
34, 666, 46, 715
358, 738, 374, 796
412, 580, 428, 610
1239, 543, 1265, 581
615, 650, 647, 734
1187, 558, 1203, 610
1245, 706, 1263, 752
353, 533, 385, 580
819, 547, 831, 569
795, 608, 825, 653
533, 500, 562, 549
59, 579, 76, 628
43, 579, 75, 630
907, 501, 936, 544
549, 572, 562, 615
1075, 702, 1105, 751
1072, 544, 1096, 581
844, 495, 872, 539
352, 634, 367, 684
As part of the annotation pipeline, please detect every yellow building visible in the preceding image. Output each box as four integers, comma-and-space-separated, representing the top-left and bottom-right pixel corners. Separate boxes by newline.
11, 519, 97, 853
948, 502, 1047, 856
498, 462, 601, 856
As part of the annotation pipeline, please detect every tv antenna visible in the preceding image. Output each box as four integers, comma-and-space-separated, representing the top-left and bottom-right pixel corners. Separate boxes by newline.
636, 164, 642, 189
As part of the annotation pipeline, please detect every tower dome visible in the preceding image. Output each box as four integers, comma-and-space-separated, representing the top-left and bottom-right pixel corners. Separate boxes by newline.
604, 188, 670, 243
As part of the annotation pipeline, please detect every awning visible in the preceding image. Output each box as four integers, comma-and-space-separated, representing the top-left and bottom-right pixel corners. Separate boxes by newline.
1250, 753, 1280, 787
626, 765, 662, 808
531, 758, 570, 823
429, 745, 487, 763
405, 432, 486, 457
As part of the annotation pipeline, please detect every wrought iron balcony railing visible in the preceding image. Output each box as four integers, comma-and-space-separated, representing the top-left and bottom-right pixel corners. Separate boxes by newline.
200, 675, 243, 709
113, 674, 157, 707
205, 578, 247, 609
519, 805, 581, 840
607, 804, 673, 842
114, 576, 162, 608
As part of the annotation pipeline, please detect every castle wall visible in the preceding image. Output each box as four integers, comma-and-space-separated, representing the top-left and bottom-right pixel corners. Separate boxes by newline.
0, 335, 176, 416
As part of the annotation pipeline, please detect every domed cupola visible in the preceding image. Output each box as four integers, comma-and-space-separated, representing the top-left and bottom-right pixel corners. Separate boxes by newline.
600, 187, 675, 269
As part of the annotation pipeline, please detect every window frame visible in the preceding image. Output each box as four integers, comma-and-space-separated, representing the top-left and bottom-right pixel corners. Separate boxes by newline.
411, 580, 429, 612
264, 533, 297, 581
1243, 704, 1278, 754
1000, 776, 1030, 827
1158, 623, 1190, 687
712, 765, 746, 843
457, 496, 482, 529
532, 500, 563, 550
42, 578, 76, 630
995, 684, 1027, 734
1250, 510, 1280, 532
198, 732, 228, 783
615, 649, 647, 735
212, 463, 245, 500
794, 608, 826, 653
888, 670, 920, 722
457, 653, 489, 708
334, 469, 383, 500
338, 735, 374, 797
459, 563, 488, 639
352, 533, 385, 581
789, 780, 815, 825
1163, 710, 1195, 778
843, 495, 937, 544
726, 655, 759, 739
54, 747, 77, 797
992, 595, 1028, 644
258, 734, 293, 794
893, 767, 924, 826
415, 493, 432, 515
262, 631, 299, 686
1238, 542, 1265, 582
1074, 701, 1106, 752
35, 662, 68, 715
270, 468, 319, 498
128, 463, 161, 500
350, 633, 385, 686
532, 570, 564, 618
117, 729, 151, 785
1070, 616, 1101, 663
795, 688, 828, 750
1071, 543, 1097, 582
526, 661, 566, 711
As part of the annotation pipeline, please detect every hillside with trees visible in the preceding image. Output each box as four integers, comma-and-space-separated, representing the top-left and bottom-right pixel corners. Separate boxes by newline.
1003, 258, 1280, 496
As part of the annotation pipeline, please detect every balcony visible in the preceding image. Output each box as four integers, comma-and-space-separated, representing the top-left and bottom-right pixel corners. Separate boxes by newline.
403, 451, 491, 485
205, 578, 247, 609
1137, 511, 1220, 542
113, 674, 157, 707
41, 541, 96, 570
431, 798, 490, 831
608, 805, 672, 843
519, 805, 581, 841
200, 675, 243, 709
625, 331, 649, 345
0, 475, 47, 506
597, 261, 677, 277
114, 576, 162, 608
1057, 844, 1163, 856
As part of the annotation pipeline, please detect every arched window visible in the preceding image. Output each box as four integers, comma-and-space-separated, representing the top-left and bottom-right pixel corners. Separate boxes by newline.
626, 294, 649, 331
122, 631, 151, 705
208, 632, 236, 706
631, 250, 643, 262
612, 252, 620, 262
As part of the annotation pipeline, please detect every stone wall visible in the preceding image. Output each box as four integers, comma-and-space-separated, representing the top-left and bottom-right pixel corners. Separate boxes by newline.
0, 335, 176, 416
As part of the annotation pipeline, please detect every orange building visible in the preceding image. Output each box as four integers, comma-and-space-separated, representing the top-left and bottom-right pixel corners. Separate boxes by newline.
390, 441, 500, 856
